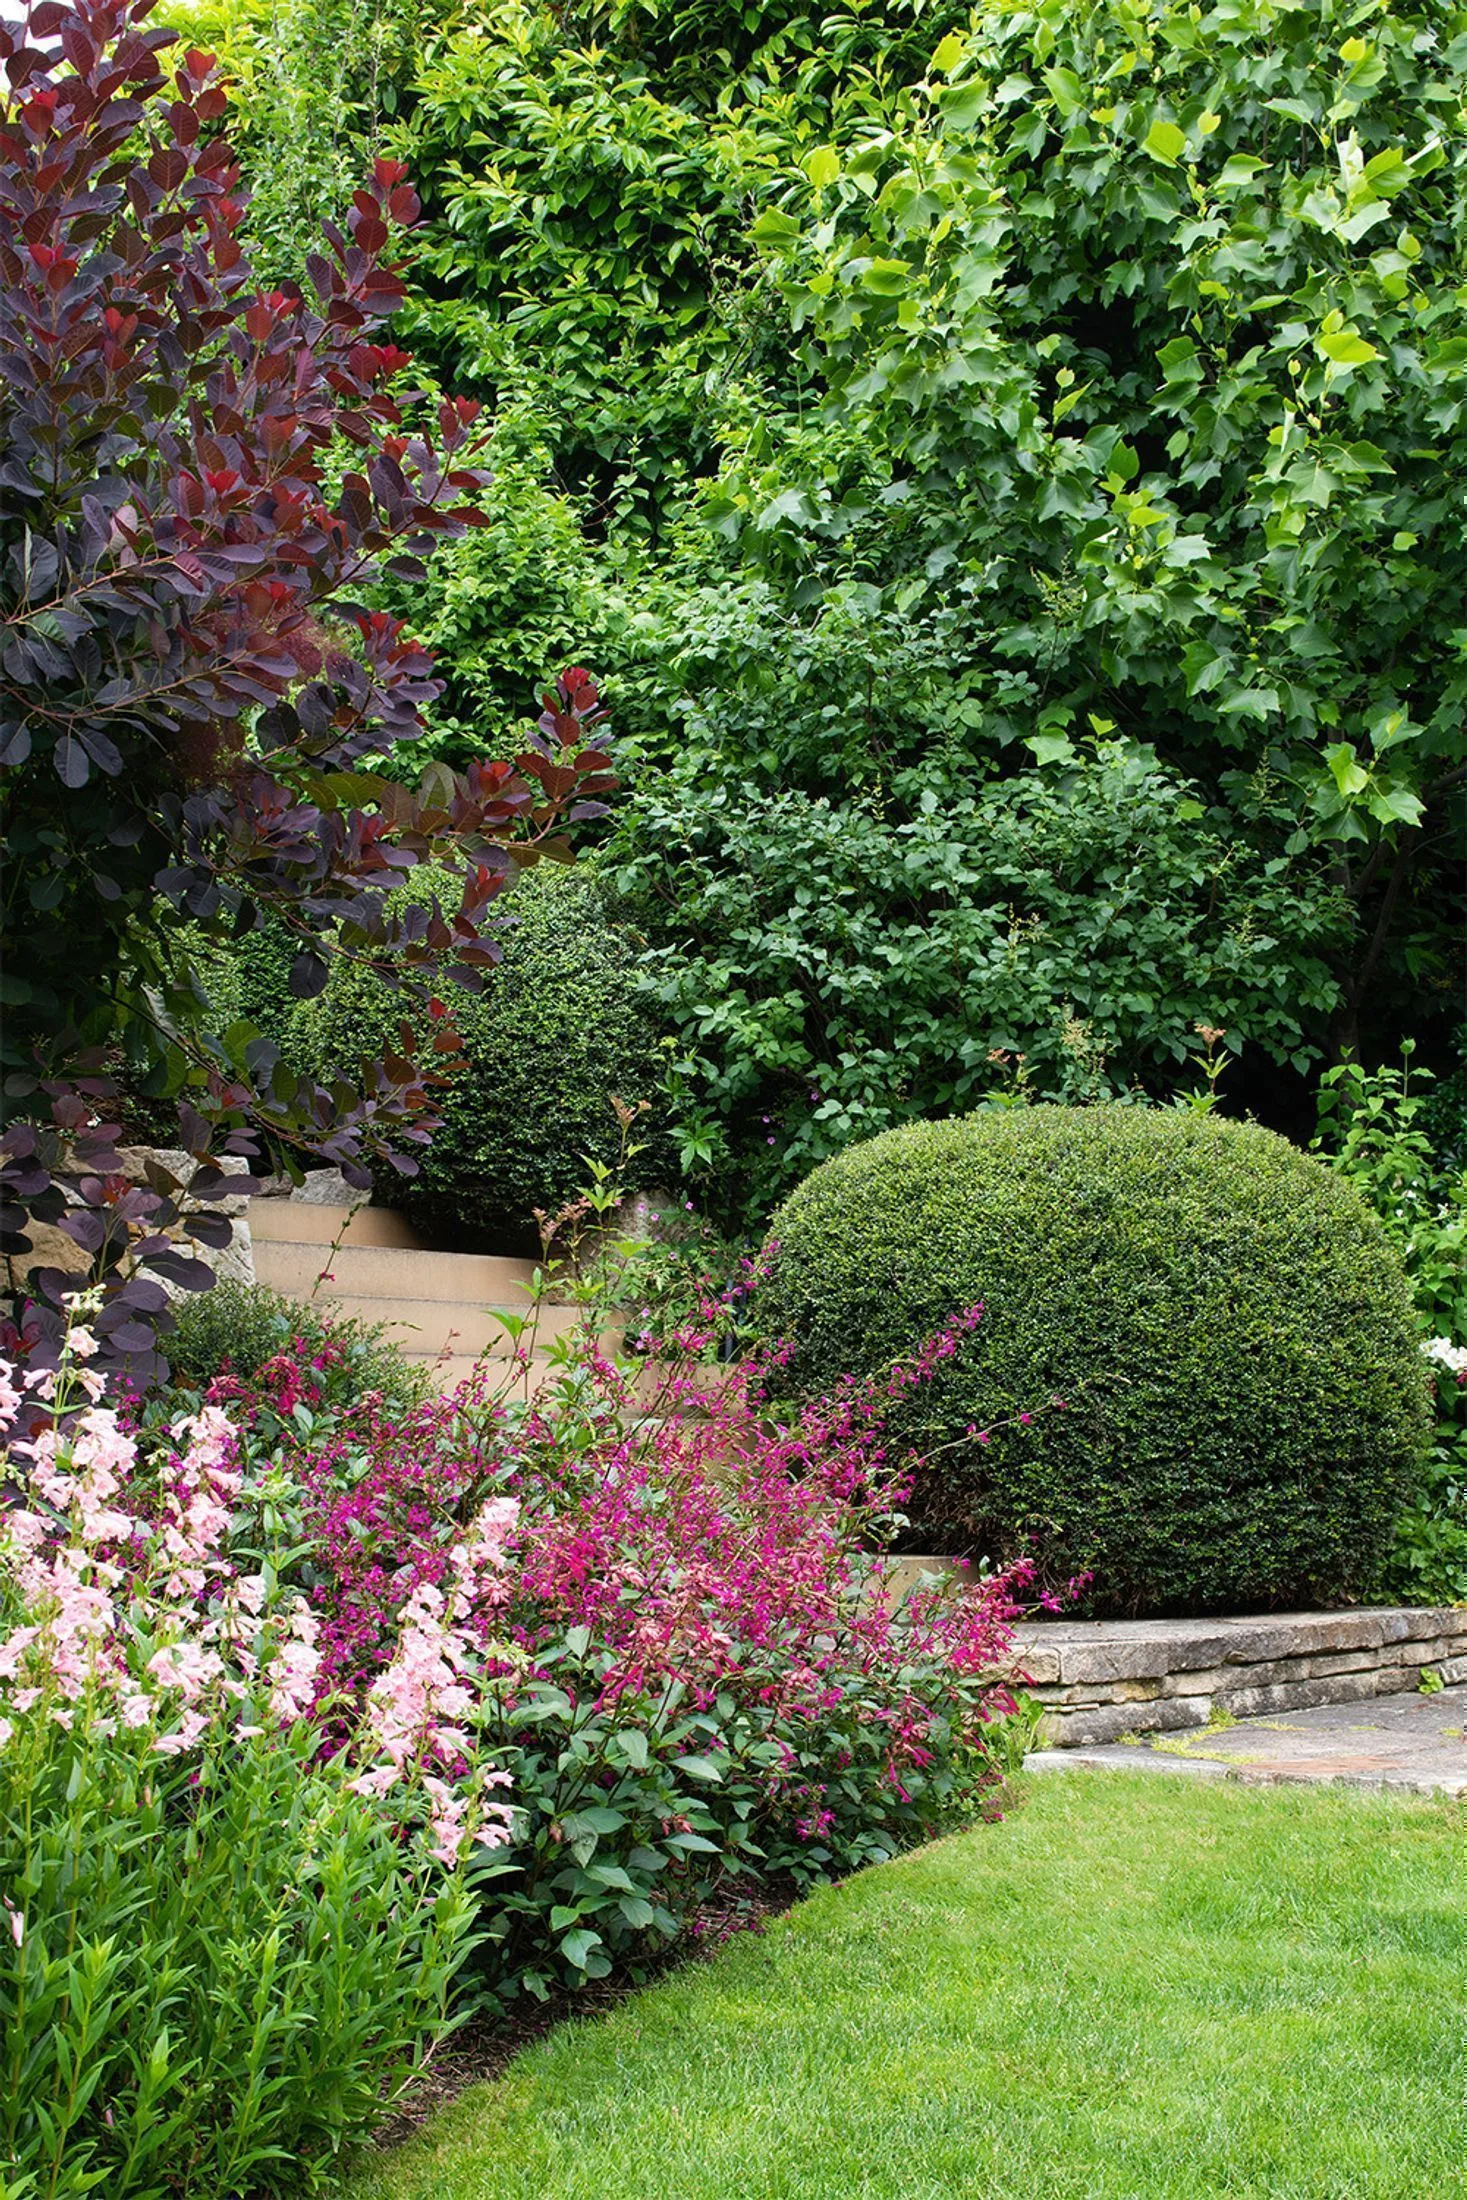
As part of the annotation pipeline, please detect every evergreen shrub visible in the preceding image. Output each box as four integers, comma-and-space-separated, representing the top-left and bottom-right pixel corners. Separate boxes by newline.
298, 864, 673, 1245
762, 1106, 1430, 1616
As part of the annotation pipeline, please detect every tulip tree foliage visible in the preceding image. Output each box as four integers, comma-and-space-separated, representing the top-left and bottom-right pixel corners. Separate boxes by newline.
0, 0, 616, 1378
742, 0, 1466, 1048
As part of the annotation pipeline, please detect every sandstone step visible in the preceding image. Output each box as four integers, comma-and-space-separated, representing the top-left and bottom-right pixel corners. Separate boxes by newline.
253, 1238, 538, 1305
248, 1200, 422, 1250
1012, 1606, 1467, 1747
321, 1294, 593, 1357
418, 1353, 561, 1396
420, 1353, 736, 1410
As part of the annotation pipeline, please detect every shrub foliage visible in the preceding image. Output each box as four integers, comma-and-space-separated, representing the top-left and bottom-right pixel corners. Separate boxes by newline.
0, 0, 616, 1388
300, 864, 674, 1242
763, 1105, 1430, 1617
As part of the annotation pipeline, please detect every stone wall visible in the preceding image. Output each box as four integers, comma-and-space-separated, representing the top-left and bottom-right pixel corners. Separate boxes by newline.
1014, 1607, 1467, 1747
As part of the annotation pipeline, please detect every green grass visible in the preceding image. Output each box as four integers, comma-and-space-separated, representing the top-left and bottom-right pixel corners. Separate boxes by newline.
351, 1773, 1467, 2200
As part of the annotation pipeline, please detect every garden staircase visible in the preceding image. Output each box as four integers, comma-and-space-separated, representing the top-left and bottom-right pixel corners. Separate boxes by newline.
249, 1199, 567, 1393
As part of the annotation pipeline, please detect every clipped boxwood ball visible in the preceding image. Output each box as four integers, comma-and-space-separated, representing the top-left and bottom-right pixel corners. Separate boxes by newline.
762, 1106, 1429, 1617
297, 863, 674, 1247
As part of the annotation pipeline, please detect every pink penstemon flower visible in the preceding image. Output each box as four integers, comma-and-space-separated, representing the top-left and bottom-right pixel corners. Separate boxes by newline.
0, 1319, 511, 1867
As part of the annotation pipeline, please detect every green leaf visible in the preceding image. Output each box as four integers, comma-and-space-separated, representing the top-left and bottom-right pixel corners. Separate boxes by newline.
750, 208, 802, 243
1143, 120, 1188, 167
1365, 783, 1424, 826
803, 146, 840, 190
1324, 742, 1370, 797
1317, 330, 1380, 368
859, 259, 911, 297
939, 83, 987, 130
1026, 733, 1076, 767
558, 1928, 603, 1972
1044, 66, 1086, 117
673, 1753, 725, 1783
613, 1728, 649, 1769
1157, 336, 1202, 385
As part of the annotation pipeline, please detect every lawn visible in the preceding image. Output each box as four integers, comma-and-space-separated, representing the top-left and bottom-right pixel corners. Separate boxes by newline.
352, 1771, 1467, 2200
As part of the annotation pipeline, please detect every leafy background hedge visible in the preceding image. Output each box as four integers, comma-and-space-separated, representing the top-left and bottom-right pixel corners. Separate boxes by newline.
294, 863, 676, 1246
763, 1106, 1430, 1617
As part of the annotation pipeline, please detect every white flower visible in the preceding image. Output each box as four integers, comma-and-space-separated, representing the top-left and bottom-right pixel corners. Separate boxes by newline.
1422, 1337, 1467, 1379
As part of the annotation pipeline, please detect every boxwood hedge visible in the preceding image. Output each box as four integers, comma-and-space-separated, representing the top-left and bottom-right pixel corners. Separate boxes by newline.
762, 1106, 1429, 1616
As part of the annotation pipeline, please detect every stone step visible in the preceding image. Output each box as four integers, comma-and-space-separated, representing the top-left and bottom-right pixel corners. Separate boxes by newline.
1012, 1606, 1467, 1748
248, 1200, 422, 1249
419, 1353, 738, 1411
319, 1294, 591, 1357
419, 1353, 561, 1396
253, 1238, 538, 1305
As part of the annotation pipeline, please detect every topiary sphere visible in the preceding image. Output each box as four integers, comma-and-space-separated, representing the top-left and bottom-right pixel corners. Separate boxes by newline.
762, 1106, 1429, 1617
297, 862, 674, 1247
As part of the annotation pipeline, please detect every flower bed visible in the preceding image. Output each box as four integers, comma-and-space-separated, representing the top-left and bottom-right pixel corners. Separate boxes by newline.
0, 1295, 1039, 2194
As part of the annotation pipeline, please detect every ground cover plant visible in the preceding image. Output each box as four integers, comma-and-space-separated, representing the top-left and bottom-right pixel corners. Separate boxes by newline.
349, 1771, 1467, 2200
762, 1104, 1430, 1615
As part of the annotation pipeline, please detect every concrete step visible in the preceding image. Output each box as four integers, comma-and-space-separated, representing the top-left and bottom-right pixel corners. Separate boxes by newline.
322, 1294, 593, 1357
248, 1200, 422, 1249
253, 1238, 538, 1305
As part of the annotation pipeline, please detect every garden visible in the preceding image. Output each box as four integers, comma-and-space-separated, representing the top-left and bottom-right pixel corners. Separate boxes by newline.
0, 0, 1464, 2194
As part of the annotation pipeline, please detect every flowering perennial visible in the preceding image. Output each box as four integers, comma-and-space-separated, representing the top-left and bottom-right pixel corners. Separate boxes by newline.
0, 1335, 511, 1867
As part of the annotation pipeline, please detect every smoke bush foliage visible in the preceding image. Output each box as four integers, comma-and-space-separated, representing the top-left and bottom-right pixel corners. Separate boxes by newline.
0, 0, 619, 1387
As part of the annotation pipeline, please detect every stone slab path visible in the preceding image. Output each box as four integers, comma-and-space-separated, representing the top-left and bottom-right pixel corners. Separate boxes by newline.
1027, 1683, 1467, 1795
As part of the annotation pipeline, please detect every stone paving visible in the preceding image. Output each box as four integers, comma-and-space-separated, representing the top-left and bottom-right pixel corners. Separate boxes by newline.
1026, 1683, 1467, 1796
